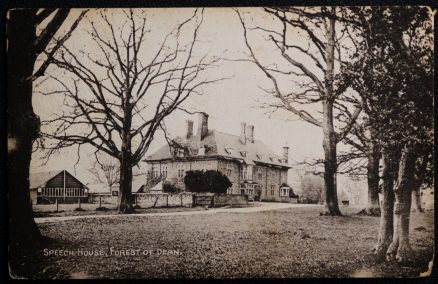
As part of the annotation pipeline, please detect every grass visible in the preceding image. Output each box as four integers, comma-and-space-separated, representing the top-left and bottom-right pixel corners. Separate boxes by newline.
33, 202, 260, 218
13, 206, 434, 279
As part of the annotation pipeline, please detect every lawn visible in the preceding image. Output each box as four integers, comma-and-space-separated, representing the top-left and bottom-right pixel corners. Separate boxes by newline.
33, 205, 209, 218
13, 206, 434, 279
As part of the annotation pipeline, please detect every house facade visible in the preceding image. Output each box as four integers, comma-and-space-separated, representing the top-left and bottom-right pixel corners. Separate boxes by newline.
144, 113, 293, 202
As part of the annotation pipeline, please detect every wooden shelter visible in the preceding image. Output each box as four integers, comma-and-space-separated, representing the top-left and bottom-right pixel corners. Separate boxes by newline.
29, 170, 89, 204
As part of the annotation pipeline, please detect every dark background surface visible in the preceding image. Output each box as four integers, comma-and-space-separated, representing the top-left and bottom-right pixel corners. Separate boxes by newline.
1, 0, 437, 283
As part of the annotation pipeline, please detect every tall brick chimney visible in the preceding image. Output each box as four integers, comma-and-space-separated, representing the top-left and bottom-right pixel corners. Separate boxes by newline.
246, 125, 254, 143
283, 146, 289, 164
240, 122, 246, 145
197, 112, 209, 141
186, 120, 193, 139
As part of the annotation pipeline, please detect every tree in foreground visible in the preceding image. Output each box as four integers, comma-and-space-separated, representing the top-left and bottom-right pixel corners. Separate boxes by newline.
343, 6, 433, 263
40, 9, 224, 213
7, 8, 87, 264
235, 7, 363, 215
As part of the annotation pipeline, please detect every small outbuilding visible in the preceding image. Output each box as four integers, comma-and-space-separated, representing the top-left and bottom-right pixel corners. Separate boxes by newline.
30, 170, 89, 204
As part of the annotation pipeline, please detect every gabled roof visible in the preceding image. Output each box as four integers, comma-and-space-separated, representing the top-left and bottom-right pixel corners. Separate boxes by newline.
29, 171, 63, 189
29, 170, 88, 189
145, 130, 290, 168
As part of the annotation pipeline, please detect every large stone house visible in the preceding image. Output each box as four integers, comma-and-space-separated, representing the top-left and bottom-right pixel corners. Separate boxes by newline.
144, 113, 293, 202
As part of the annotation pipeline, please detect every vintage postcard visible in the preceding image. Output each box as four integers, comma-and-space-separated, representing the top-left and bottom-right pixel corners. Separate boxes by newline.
7, 6, 434, 279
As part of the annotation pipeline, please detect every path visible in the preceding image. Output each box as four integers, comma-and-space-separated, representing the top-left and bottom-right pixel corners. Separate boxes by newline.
34, 202, 320, 224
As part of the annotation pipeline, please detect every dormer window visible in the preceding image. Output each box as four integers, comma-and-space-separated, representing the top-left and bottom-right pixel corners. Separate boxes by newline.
225, 147, 233, 155
256, 154, 262, 160
198, 146, 206, 156
269, 157, 274, 162
174, 148, 184, 157
240, 151, 247, 158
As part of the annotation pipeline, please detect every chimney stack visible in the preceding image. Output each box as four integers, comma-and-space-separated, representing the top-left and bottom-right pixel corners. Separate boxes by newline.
186, 120, 193, 139
283, 146, 289, 164
240, 122, 246, 145
246, 125, 254, 143
197, 112, 209, 141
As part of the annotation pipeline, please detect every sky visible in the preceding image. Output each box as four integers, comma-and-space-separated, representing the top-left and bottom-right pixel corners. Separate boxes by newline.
30, 8, 366, 194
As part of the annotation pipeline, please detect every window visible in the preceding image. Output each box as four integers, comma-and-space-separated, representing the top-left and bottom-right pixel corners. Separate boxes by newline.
178, 169, 185, 178
225, 147, 233, 155
150, 165, 155, 177
270, 185, 275, 196
247, 184, 254, 195
257, 168, 263, 180
174, 148, 184, 157
247, 165, 253, 180
240, 166, 247, 180
226, 163, 233, 177
280, 187, 289, 197
240, 184, 245, 195
240, 151, 247, 157
162, 166, 168, 178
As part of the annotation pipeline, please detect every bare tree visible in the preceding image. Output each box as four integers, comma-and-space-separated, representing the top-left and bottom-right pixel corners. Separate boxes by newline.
235, 7, 362, 216
39, 9, 225, 213
7, 8, 87, 263
88, 154, 120, 192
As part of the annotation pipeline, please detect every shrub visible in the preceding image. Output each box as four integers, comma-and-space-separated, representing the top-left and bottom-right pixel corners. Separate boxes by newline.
162, 182, 182, 194
289, 189, 299, 198
184, 170, 231, 194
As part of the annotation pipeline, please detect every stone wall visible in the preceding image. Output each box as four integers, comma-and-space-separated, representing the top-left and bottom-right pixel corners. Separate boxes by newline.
88, 193, 194, 208
134, 193, 193, 208
212, 194, 248, 207
88, 193, 116, 205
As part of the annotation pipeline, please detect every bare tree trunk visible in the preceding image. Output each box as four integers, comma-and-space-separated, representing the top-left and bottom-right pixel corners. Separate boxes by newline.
118, 107, 134, 213
322, 99, 341, 216
322, 7, 341, 216
386, 147, 416, 263
7, 10, 42, 262
365, 141, 380, 215
118, 161, 133, 213
373, 149, 394, 260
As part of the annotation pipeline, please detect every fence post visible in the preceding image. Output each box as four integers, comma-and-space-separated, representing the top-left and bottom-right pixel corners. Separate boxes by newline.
78, 198, 81, 209
99, 196, 102, 208
166, 194, 169, 207
180, 194, 183, 207
55, 198, 58, 213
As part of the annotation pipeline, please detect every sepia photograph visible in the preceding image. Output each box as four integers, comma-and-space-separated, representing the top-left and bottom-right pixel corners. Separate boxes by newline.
6, 5, 435, 279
